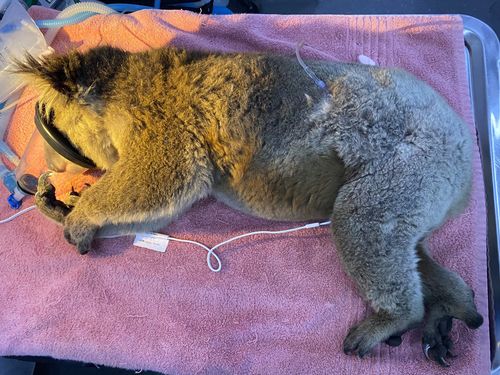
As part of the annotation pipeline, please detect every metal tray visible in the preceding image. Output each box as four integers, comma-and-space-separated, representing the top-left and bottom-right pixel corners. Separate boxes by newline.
462, 14, 500, 374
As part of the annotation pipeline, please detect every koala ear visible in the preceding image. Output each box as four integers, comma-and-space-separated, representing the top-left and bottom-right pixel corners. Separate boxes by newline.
13, 46, 128, 111
12, 51, 86, 102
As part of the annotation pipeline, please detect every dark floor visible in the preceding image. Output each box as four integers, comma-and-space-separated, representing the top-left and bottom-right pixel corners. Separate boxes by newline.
253, 0, 499, 36
2, 0, 498, 374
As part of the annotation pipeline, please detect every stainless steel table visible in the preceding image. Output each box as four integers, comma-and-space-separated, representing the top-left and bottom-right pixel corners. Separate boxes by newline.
462, 14, 500, 374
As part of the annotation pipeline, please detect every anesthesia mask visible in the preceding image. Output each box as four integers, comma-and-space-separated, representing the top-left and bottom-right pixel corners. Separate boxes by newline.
8, 102, 96, 208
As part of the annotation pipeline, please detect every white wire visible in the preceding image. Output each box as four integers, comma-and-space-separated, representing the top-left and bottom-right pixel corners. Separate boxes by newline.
166, 236, 221, 272
167, 220, 331, 273
0, 205, 36, 224
0, 202, 332, 273
210, 221, 331, 253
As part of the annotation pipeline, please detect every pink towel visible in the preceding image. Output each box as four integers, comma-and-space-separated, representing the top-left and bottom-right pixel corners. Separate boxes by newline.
0, 8, 489, 375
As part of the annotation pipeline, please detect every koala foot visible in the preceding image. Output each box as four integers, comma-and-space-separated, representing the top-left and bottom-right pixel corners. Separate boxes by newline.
422, 315, 455, 367
343, 312, 418, 358
421, 302, 483, 367
417, 242, 483, 367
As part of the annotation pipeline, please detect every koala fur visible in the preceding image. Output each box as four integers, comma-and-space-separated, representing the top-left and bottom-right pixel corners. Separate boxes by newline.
14, 46, 483, 365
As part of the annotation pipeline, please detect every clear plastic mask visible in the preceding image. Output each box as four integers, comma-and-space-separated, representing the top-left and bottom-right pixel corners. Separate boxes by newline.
14, 102, 95, 195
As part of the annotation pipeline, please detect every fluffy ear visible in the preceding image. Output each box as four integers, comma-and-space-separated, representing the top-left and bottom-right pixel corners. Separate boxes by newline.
12, 46, 128, 110
12, 51, 84, 102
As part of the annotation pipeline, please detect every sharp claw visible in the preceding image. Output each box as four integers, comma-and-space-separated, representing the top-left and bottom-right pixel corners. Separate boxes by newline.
70, 187, 80, 197
423, 343, 431, 360
438, 357, 450, 367
344, 346, 356, 356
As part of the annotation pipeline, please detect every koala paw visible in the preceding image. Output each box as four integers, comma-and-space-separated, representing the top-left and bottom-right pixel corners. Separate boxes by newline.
35, 172, 71, 224
421, 287, 483, 367
422, 308, 483, 367
63, 212, 98, 254
422, 315, 455, 367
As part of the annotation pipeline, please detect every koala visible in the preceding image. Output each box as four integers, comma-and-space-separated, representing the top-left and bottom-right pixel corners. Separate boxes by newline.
14, 45, 483, 366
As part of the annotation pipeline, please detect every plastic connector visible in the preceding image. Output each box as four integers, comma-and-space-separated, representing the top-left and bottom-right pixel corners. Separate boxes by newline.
7, 192, 21, 209
305, 222, 321, 229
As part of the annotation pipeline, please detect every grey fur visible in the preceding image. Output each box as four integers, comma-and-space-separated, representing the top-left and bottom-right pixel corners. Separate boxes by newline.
15, 46, 483, 364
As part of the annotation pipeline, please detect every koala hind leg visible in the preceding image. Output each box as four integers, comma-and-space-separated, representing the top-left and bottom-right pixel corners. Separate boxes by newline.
333, 185, 425, 358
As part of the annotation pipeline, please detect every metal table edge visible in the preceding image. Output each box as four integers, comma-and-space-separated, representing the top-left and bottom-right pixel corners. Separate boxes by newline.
461, 14, 500, 374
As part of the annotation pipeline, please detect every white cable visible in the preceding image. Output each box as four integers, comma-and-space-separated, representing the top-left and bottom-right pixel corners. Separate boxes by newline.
210, 221, 331, 253
94, 230, 223, 271
0, 201, 331, 274
167, 220, 331, 273
0, 205, 36, 224
167, 236, 221, 272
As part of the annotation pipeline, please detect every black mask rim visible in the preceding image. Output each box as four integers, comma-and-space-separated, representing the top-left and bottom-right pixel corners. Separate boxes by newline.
34, 102, 97, 170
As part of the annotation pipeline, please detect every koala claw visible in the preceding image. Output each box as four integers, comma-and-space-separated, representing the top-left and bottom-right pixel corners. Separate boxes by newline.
423, 343, 451, 367
77, 244, 90, 255
422, 316, 455, 367
438, 357, 450, 367
423, 343, 431, 360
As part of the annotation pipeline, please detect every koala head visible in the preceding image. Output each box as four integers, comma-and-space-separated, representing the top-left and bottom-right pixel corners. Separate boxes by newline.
13, 46, 129, 170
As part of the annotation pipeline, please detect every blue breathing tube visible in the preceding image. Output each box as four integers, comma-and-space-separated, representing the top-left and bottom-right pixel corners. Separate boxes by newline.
34, 4, 156, 29
35, 11, 99, 28
34, 1, 226, 29
107, 4, 153, 12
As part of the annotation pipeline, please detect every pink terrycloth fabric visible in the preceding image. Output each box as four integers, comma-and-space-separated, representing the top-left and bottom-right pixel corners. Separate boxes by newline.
0, 8, 490, 375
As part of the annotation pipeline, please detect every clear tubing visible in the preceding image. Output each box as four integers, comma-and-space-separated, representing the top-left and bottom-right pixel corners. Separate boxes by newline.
40, 2, 116, 45
0, 160, 17, 193
295, 42, 326, 90
35, 11, 99, 29
0, 140, 19, 165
